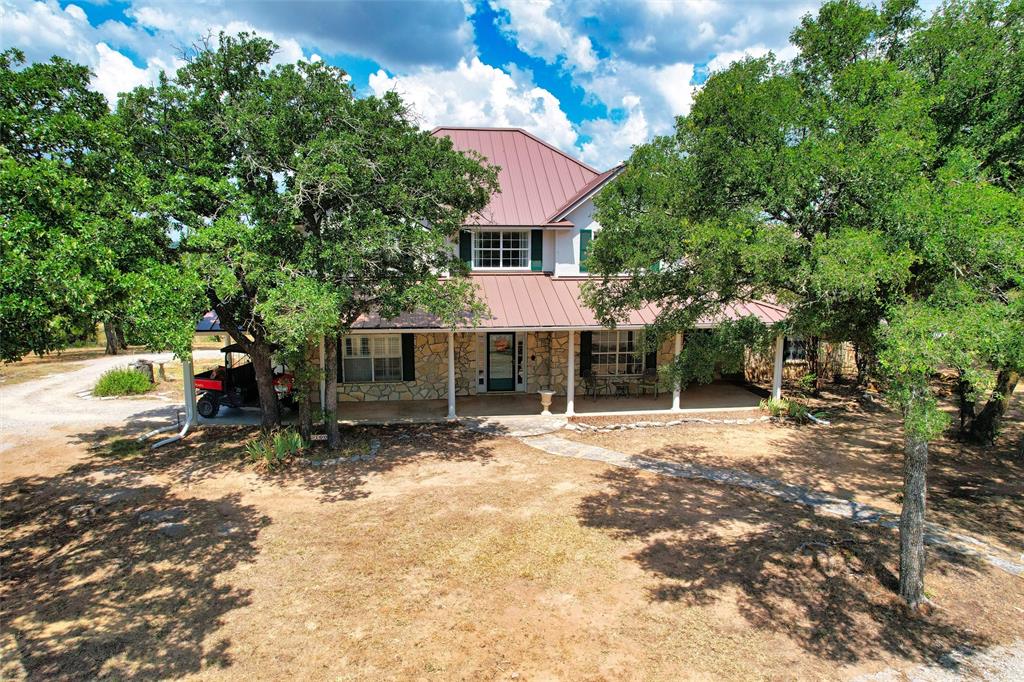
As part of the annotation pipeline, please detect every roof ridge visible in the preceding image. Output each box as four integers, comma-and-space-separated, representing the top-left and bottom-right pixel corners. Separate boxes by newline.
431, 126, 599, 176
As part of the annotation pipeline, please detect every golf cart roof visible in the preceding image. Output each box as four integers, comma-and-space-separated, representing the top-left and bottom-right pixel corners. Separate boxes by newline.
220, 342, 280, 354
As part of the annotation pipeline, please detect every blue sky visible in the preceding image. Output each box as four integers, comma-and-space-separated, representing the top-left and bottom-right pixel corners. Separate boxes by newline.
1, 0, 942, 167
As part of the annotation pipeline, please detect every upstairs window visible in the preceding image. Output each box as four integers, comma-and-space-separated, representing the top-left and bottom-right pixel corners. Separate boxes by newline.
591, 330, 644, 375
342, 334, 403, 382
473, 230, 530, 269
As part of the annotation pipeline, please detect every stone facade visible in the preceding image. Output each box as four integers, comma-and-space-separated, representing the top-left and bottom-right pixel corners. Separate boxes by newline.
322, 331, 685, 402
744, 340, 857, 385
333, 332, 477, 402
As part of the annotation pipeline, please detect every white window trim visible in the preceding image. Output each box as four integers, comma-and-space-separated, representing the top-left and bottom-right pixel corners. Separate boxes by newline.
591, 330, 646, 376
471, 230, 532, 271
341, 334, 404, 383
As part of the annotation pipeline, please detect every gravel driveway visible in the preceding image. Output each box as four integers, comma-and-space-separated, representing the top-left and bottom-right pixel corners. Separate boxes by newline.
0, 351, 222, 445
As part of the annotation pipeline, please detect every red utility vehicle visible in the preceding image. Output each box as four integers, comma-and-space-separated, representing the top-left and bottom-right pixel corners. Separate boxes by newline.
194, 343, 294, 418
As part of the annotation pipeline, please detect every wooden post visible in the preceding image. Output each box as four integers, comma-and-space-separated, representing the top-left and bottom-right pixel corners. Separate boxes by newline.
772, 334, 784, 400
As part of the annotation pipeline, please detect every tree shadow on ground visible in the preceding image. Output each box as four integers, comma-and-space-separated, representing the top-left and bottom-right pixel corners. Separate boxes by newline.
577, 467, 991, 666
768, 386, 1024, 552
1, 463, 268, 680
71, 419, 502, 506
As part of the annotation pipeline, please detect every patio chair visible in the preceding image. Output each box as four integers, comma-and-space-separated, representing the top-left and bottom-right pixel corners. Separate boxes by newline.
638, 366, 659, 398
582, 371, 611, 399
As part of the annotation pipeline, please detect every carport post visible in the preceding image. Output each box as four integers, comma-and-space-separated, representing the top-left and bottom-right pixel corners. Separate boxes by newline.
447, 330, 456, 419
566, 330, 575, 416
772, 334, 785, 400
671, 333, 682, 411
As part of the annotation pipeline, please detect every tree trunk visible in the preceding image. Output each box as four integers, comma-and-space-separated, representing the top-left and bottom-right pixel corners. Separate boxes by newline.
324, 335, 340, 450
247, 343, 281, 433
899, 430, 929, 609
296, 352, 314, 442
807, 336, 823, 395
969, 369, 1019, 445
115, 324, 128, 350
103, 323, 119, 355
956, 372, 976, 437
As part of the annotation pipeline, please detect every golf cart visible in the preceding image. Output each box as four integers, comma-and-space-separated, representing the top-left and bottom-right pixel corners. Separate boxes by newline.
193, 343, 294, 418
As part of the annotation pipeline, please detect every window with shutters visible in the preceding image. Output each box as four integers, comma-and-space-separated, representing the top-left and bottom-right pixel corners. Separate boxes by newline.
472, 230, 530, 269
783, 336, 808, 362
591, 330, 644, 375
342, 334, 403, 382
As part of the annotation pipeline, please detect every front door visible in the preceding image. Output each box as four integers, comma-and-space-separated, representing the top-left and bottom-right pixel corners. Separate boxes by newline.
487, 333, 516, 391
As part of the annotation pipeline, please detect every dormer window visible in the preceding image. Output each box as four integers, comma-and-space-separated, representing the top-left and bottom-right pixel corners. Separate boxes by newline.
472, 230, 530, 269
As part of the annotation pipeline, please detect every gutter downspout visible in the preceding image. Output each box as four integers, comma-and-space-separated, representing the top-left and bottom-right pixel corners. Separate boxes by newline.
153, 353, 198, 449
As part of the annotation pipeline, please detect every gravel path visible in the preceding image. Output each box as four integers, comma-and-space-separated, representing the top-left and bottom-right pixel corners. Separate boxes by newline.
0, 351, 222, 442
853, 640, 1024, 681
521, 433, 1024, 578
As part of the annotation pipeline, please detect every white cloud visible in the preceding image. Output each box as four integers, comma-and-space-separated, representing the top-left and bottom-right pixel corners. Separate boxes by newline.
91, 42, 152, 104
490, 0, 598, 73
369, 57, 580, 154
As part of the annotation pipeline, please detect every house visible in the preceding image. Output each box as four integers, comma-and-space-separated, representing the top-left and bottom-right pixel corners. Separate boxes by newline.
314, 127, 790, 418
197, 126, 793, 419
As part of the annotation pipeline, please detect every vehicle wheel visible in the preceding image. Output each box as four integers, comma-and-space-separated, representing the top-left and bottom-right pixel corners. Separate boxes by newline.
197, 396, 219, 418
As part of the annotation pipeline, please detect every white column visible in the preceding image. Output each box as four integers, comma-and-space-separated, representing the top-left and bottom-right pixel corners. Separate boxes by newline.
772, 334, 785, 400
566, 330, 575, 416
183, 353, 198, 425
447, 330, 457, 418
671, 332, 682, 411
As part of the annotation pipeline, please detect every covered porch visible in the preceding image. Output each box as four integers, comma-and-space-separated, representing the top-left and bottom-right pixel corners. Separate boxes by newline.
334, 380, 765, 424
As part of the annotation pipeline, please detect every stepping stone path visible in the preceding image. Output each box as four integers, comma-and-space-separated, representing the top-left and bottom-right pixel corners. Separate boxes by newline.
521, 434, 1024, 578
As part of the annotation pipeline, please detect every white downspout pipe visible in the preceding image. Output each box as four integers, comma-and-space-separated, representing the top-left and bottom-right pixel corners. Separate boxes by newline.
153, 353, 197, 449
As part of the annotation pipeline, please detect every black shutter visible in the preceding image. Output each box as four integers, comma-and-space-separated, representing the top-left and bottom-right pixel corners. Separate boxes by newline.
530, 229, 544, 271
342, 333, 350, 382
401, 333, 416, 381
459, 230, 472, 267
580, 331, 592, 376
644, 347, 657, 371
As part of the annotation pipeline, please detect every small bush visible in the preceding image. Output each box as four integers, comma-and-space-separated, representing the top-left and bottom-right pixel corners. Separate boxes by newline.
93, 368, 153, 396
759, 397, 812, 423
245, 429, 306, 469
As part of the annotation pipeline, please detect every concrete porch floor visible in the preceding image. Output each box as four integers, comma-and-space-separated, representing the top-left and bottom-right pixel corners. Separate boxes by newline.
335, 380, 765, 424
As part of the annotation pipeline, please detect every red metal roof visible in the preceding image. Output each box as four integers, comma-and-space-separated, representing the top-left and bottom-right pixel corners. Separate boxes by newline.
432, 127, 603, 227
352, 274, 787, 330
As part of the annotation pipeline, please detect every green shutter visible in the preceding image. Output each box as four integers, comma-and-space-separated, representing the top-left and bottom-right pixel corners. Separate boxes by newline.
530, 229, 544, 271
579, 229, 593, 273
459, 230, 472, 268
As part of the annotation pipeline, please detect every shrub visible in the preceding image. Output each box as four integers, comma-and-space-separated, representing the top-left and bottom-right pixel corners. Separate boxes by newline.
93, 368, 153, 396
759, 397, 812, 423
245, 429, 306, 469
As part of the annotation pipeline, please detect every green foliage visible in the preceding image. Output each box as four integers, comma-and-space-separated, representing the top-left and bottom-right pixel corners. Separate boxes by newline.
244, 429, 307, 469
587, 0, 1024, 447
0, 48, 172, 363
93, 367, 153, 397
759, 397, 812, 422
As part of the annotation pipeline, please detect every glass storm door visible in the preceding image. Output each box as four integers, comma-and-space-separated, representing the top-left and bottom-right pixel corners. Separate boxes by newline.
487, 333, 516, 391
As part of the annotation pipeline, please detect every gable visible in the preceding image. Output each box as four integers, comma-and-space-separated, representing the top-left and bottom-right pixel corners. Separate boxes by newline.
432, 127, 600, 226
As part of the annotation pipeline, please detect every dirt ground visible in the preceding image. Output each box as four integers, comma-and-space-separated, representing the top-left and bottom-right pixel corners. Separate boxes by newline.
565, 384, 1024, 556
2, 417, 1023, 681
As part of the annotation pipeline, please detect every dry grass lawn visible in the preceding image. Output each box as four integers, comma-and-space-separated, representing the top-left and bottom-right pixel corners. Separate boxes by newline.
566, 384, 1024, 555
2, 415, 1022, 680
